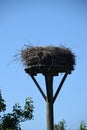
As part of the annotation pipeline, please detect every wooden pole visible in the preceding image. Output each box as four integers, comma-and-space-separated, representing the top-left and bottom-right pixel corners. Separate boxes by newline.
45, 75, 54, 130
30, 75, 46, 101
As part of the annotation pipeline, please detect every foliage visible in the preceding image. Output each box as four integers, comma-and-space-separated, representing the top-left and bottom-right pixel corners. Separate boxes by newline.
78, 121, 87, 130
0, 90, 6, 112
54, 119, 66, 130
0, 93, 34, 130
12, 97, 34, 122
54, 120, 87, 130
0, 113, 21, 130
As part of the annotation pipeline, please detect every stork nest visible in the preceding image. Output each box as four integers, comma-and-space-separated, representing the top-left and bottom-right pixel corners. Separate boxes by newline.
20, 46, 76, 75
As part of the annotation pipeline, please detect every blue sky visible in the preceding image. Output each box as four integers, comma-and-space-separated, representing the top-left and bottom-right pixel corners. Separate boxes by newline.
0, 0, 87, 129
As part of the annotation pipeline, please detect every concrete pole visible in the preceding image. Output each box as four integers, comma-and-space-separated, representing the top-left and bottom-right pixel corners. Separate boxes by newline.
45, 75, 54, 130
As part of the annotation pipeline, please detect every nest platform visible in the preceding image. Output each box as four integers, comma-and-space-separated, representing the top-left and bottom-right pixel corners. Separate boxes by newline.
21, 46, 75, 76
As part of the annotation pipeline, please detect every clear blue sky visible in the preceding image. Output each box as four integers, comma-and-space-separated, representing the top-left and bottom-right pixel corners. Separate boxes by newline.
0, 0, 87, 130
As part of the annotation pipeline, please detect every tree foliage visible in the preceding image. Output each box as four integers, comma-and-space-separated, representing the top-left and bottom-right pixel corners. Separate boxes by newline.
0, 90, 34, 130
54, 119, 66, 130
78, 121, 87, 130
54, 119, 87, 130
0, 90, 6, 112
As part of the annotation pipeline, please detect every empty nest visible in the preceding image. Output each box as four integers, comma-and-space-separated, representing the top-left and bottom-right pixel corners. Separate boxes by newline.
20, 46, 76, 75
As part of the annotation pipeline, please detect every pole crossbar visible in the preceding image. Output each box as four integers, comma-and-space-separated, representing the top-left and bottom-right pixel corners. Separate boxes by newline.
30, 75, 46, 101
53, 73, 68, 104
